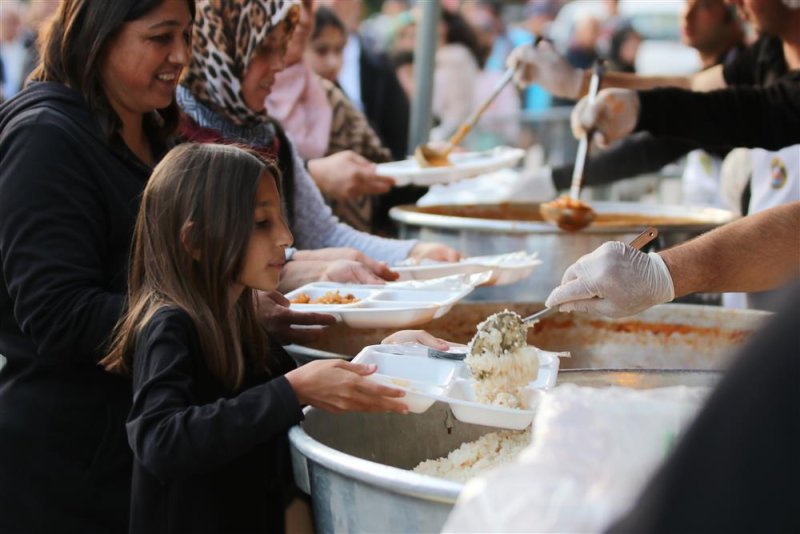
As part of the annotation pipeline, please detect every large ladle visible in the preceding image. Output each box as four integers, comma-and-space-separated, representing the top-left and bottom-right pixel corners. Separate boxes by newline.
414, 65, 516, 168
468, 226, 659, 356
540, 60, 606, 231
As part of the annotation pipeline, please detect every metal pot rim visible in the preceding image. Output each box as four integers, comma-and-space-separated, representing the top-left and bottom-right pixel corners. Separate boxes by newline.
289, 417, 464, 503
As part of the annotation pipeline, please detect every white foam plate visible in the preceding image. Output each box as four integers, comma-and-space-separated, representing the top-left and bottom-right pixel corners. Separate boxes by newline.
393, 251, 542, 285
354, 343, 564, 430
284, 280, 476, 329
376, 146, 525, 187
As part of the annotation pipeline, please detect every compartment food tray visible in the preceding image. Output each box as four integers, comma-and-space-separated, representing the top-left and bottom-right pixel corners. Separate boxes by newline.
393, 251, 542, 285
353, 343, 562, 430
285, 280, 476, 328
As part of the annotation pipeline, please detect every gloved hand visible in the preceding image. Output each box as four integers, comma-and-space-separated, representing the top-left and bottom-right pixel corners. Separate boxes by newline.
506, 41, 583, 99
571, 88, 640, 147
545, 242, 675, 318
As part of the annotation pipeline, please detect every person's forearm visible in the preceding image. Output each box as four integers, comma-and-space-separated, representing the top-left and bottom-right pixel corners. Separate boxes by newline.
305, 158, 334, 197
577, 70, 692, 97
278, 260, 327, 293
636, 82, 800, 150
660, 202, 800, 297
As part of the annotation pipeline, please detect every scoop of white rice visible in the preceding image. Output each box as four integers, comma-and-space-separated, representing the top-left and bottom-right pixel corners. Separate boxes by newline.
412, 429, 532, 483
467, 311, 539, 408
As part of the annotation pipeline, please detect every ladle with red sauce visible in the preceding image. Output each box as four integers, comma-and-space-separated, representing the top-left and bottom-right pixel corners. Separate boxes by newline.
541, 60, 606, 231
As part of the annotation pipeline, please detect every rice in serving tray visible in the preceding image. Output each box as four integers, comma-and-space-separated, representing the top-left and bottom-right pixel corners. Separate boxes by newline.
411, 312, 543, 482
412, 429, 531, 483
466, 310, 539, 409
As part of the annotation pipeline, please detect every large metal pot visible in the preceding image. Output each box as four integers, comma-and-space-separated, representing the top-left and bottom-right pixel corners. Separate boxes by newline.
286, 302, 767, 370
289, 303, 769, 533
390, 201, 734, 302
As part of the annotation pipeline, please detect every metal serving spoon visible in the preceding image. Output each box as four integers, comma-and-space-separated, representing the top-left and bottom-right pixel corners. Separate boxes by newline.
414, 65, 516, 168
450, 226, 659, 358
540, 60, 606, 231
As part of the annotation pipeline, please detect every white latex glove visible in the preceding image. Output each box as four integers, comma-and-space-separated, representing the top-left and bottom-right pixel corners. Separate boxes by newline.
571, 88, 640, 147
307, 151, 395, 200
545, 242, 675, 318
506, 41, 583, 99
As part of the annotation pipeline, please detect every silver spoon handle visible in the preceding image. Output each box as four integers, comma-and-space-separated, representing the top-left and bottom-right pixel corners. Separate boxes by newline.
569, 60, 606, 200
465, 66, 515, 128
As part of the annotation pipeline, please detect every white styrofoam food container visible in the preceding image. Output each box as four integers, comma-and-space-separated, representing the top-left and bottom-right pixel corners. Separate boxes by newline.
354, 343, 563, 430
284, 275, 485, 329
393, 251, 542, 286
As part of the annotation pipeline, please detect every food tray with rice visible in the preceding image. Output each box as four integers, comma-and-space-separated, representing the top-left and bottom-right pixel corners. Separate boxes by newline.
375, 147, 525, 186
353, 312, 566, 430
284, 275, 485, 329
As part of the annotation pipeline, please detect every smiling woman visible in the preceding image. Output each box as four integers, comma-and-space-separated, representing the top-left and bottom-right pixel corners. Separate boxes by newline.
0, 1, 194, 532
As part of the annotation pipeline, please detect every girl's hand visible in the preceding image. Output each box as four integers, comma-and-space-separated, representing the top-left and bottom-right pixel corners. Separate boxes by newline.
382, 330, 451, 351
408, 242, 461, 263
285, 359, 408, 415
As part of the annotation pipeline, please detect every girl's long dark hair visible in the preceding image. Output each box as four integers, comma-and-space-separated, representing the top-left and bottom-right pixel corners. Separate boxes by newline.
30, 0, 196, 145
102, 143, 283, 391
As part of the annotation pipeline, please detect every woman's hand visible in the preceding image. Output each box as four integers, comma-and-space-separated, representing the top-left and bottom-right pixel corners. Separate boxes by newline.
293, 248, 398, 281
279, 258, 394, 292
307, 151, 395, 200
408, 242, 461, 263
286, 359, 408, 414
381, 330, 452, 351
320, 260, 390, 285
256, 290, 336, 345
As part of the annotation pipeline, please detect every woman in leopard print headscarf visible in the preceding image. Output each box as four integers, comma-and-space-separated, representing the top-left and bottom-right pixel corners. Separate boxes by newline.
177, 0, 459, 288
181, 0, 299, 127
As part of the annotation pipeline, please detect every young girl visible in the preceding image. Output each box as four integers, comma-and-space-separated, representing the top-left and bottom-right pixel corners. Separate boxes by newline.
305, 5, 347, 84
102, 143, 407, 533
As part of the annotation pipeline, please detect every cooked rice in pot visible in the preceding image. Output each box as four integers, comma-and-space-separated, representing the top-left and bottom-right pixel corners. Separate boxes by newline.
412, 429, 532, 483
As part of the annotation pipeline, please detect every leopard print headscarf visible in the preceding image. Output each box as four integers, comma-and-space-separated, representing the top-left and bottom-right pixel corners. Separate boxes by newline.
182, 0, 300, 127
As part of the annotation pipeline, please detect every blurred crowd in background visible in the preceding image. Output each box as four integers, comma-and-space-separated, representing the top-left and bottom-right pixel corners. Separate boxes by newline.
0, 0, 741, 118
0, 0, 768, 221
0, 0, 768, 244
